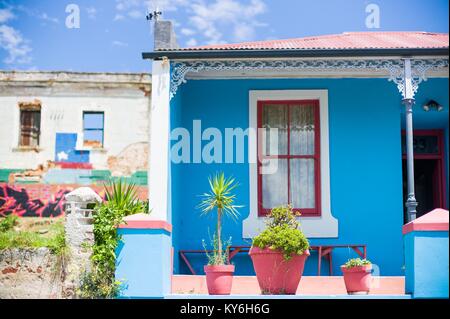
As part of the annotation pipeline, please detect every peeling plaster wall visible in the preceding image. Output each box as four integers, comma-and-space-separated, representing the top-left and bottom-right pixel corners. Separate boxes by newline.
0, 248, 64, 299
0, 71, 151, 173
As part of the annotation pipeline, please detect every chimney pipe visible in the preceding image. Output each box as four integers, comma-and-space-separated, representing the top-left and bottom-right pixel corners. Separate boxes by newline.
154, 20, 179, 51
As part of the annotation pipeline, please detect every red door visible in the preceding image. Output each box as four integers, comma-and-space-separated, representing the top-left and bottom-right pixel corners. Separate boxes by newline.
401, 130, 447, 223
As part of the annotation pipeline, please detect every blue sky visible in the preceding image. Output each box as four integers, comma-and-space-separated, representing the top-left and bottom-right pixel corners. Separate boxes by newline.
0, 0, 448, 73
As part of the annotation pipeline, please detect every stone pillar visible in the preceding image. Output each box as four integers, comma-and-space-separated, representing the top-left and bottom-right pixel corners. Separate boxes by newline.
115, 213, 172, 298
403, 209, 449, 298
63, 187, 102, 298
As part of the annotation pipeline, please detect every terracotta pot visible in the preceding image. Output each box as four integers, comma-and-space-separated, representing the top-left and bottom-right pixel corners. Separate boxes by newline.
249, 247, 310, 295
341, 265, 372, 295
204, 265, 235, 295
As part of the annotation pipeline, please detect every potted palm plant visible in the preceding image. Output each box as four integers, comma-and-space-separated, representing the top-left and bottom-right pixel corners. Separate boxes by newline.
341, 258, 372, 295
198, 172, 241, 295
250, 205, 310, 295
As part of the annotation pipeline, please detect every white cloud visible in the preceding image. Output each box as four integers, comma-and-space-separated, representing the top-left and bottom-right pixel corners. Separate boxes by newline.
187, 0, 267, 44
114, 14, 125, 21
0, 8, 15, 23
113, 0, 189, 21
112, 0, 268, 45
39, 12, 59, 24
112, 40, 129, 47
233, 23, 255, 42
128, 10, 143, 19
186, 38, 198, 46
181, 28, 195, 36
114, 0, 148, 21
13, 5, 59, 24
146, 0, 189, 12
0, 24, 32, 64
86, 7, 97, 20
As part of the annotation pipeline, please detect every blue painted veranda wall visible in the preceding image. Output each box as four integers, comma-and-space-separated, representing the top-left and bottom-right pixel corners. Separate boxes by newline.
170, 77, 449, 276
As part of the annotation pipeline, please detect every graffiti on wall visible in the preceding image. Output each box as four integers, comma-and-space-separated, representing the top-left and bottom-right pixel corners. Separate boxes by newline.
0, 184, 69, 217
0, 184, 148, 218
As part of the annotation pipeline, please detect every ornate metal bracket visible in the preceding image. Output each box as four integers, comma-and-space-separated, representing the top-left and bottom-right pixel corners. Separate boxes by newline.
169, 58, 448, 100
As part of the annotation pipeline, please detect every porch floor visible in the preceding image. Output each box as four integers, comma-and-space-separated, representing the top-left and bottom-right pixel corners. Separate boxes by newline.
171, 275, 408, 298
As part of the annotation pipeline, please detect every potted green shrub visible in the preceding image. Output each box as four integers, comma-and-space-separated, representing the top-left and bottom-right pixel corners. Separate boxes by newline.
341, 258, 373, 295
198, 172, 241, 295
249, 205, 310, 295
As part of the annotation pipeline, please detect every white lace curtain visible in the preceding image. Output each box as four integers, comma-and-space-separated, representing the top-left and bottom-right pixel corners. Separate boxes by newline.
261, 103, 316, 209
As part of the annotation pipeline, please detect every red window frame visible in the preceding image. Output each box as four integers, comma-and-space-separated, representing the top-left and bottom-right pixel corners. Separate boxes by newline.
257, 100, 321, 217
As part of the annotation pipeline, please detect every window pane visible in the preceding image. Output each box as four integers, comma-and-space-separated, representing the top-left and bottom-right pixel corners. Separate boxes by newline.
262, 159, 288, 209
84, 113, 104, 129
20, 111, 40, 147
84, 130, 103, 147
290, 159, 315, 209
290, 104, 315, 155
262, 104, 287, 155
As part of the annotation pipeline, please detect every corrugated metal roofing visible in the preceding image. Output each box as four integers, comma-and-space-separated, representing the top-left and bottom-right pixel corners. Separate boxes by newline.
179, 32, 449, 51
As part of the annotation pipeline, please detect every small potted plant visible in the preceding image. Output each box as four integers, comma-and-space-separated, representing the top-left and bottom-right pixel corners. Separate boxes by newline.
249, 205, 310, 295
341, 258, 373, 295
198, 172, 241, 295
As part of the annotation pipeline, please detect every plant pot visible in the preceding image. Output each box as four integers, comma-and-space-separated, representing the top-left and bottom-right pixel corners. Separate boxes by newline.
341, 265, 372, 295
204, 265, 235, 295
249, 246, 310, 295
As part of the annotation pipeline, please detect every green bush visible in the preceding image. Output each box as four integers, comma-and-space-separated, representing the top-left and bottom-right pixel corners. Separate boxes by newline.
0, 215, 18, 232
78, 179, 147, 299
252, 205, 309, 260
77, 269, 122, 299
343, 258, 371, 269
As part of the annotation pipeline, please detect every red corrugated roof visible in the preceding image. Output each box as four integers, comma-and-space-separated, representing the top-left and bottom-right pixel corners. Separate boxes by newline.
184, 31, 449, 51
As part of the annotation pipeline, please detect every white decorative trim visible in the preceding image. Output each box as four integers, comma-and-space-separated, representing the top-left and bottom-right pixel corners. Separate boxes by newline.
170, 58, 449, 100
243, 90, 338, 238
148, 60, 171, 222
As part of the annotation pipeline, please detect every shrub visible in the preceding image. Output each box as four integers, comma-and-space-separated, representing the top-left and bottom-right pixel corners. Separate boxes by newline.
0, 215, 18, 232
78, 179, 147, 299
77, 270, 122, 299
343, 258, 371, 269
252, 205, 309, 260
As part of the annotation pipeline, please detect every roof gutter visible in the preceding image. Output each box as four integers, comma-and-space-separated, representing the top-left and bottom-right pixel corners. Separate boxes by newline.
142, 48, 449, 60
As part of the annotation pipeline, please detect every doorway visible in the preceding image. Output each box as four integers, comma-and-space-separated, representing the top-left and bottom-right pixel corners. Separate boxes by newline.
401, 130, 446, 224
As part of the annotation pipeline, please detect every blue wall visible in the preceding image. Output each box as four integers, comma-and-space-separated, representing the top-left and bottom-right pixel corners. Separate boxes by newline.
404, 230, 449, 298
116, 228, 172, 298
170, 77, 449, 276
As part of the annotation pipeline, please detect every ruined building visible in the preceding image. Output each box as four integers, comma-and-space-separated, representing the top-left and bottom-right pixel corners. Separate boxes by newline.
0, 71, 151, 217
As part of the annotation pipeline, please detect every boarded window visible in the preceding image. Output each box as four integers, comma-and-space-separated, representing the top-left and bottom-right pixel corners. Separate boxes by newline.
20, 110, 41, 147
83, 112, 104, 148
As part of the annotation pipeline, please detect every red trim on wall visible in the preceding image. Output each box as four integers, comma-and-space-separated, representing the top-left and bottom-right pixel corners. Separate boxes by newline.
54, 162, 93, 169
118, 213, 172, 233
257, 100, 321, 217
401, 129, 447, 209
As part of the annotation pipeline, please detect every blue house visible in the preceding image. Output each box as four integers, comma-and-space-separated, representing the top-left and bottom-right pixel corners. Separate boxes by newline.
142, 24, 449, 279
